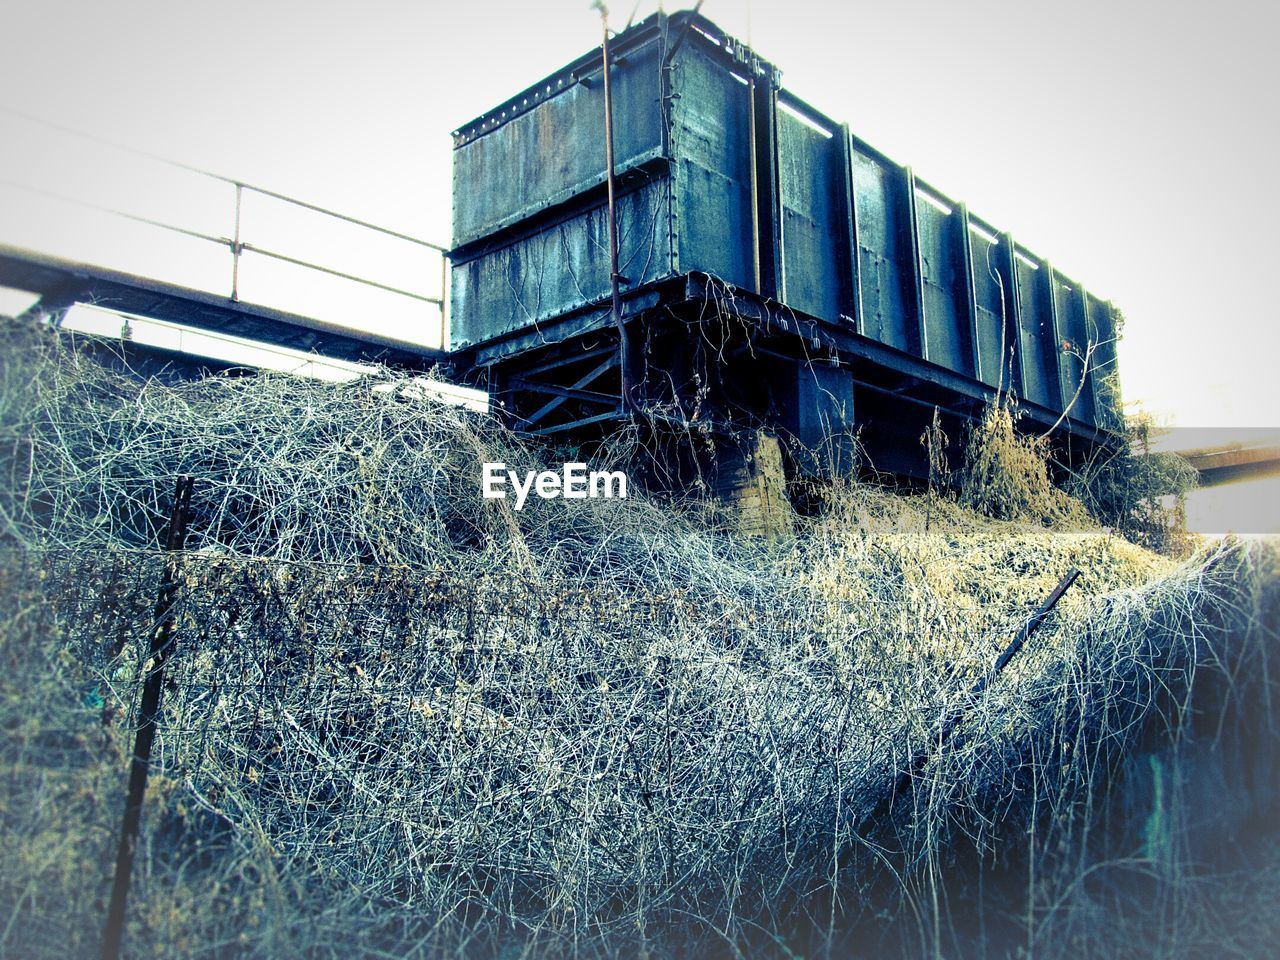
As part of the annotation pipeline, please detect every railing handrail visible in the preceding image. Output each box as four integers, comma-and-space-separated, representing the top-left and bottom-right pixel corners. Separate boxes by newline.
1, 103, 451, 351
1, 175, 445, 309
1, 104, 448, 251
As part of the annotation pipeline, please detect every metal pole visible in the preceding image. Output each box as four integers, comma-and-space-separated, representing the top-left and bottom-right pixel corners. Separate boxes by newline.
748, 70, 761, 295
898, 568, 1079, 799
231, 183, 243, 302
594, 2, 633, 414
847, 567, 1081, 849
101, 476, 195, 960
439, 252, 449, 351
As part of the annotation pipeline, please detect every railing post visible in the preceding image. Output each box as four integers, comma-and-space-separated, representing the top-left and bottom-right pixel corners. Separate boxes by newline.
231, 182, 243, 302
440, 252, 448, 350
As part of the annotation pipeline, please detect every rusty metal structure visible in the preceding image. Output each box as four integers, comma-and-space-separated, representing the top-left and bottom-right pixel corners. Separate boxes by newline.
3, 10, 1125, 481
448, 10, 1123, 476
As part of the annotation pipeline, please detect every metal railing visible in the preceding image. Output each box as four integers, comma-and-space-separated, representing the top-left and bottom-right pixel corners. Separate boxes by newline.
0, 105, 449, 346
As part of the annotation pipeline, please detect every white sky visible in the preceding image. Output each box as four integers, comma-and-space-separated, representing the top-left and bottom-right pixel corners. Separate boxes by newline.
2, 0, 1278, 429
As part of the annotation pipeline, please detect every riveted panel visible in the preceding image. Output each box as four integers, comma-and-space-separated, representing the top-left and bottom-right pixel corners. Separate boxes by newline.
451, 184, 670, 349
777, 107, 843, 322
670, 42, 755, 290
1014, 254, 1062, 411
453, 41, 666, 248
969, 229, 1019, 392
850, 145, 920, 356
1053, 277, 1097, 425
915, 190, 974, 376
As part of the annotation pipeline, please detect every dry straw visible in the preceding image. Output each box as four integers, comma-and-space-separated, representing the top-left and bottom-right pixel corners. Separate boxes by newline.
1, 320, 1276, 959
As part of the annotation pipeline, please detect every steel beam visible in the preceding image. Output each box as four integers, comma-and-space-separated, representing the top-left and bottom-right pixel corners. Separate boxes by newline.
522, 354, 619, 426
0, 244, 443, 369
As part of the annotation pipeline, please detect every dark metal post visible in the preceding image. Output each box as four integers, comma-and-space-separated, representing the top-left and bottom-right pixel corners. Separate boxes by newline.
594, 2, 633, 414
897, 568, 1080, 797
836, 124, 863, 332
101, 476, 195, 960
1000, 232, 1025, 399
957, 203, 982, 381
748, 70, 761, 295
904, 166, 928, 361
959, 568, 1079, 707
849, 567, 1081, 848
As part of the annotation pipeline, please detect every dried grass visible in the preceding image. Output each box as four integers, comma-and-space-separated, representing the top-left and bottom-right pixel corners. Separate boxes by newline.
958, 401, 1088, 525
1, 320, 1277, 959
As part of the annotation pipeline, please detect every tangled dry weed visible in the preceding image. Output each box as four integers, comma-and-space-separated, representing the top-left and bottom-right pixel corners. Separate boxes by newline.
1, 320, 1276, 959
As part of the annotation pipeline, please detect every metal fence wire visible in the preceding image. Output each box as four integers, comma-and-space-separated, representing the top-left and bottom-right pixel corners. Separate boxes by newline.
155, 555, 720, 888
2, 534, 1274, 959
2, 546, 911, 948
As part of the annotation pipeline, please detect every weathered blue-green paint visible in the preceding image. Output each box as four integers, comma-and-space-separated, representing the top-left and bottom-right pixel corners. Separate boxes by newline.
449, 10, 1122, 431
